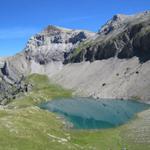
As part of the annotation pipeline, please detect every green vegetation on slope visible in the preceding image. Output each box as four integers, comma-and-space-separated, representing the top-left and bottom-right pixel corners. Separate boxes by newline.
69, 40, 94, 61
9, 74, 72, 108
0, 74, 149, 150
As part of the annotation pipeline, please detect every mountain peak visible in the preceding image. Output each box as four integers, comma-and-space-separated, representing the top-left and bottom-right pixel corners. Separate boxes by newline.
42, 25, 72, 34
98, 13, 130, 35
112, 14, 129, 21
43, 25, 61, 33
23, 24, 95, 65
98, 11, 150, 35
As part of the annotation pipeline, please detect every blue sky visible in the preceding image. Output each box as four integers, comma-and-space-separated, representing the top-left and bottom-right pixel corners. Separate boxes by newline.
0, 0, 150, 56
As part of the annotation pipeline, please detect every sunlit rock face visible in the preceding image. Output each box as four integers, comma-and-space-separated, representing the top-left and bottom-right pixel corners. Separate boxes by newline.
24, 25, 95, 64
22, 25, 95, 76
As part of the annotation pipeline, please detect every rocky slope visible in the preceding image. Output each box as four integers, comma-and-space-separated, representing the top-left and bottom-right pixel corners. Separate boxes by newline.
53, 57, 150, 102
0, 11, 150, 104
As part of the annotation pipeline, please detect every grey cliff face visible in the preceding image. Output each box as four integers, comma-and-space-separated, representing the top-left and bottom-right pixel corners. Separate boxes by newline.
24, 25, 95, 65
0, 56, 32, 105
68, 11, 150, 63
98, 14, 130, 35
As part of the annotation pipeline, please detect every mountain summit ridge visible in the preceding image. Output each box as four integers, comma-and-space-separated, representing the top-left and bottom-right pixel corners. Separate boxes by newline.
67, 10, 150, 63
24, 25, 95, 64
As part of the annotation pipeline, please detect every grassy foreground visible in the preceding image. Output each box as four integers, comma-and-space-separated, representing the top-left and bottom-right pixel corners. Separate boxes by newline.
0, 74, 149, 150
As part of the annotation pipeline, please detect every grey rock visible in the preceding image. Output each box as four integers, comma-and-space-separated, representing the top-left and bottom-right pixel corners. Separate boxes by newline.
24, 25, 95, 64
68, 11, 150, 63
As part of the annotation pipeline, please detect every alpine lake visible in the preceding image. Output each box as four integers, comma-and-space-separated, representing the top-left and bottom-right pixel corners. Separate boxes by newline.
40, 97, 150, 129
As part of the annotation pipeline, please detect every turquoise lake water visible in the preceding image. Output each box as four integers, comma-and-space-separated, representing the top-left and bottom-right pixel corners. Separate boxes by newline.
40, 97, 149, 129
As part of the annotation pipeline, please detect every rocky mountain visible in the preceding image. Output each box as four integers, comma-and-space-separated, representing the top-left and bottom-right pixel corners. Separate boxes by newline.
0, 11, 150, 104
53, 11, 150, 102
67, 11, 150, 63
24, 25, 95, 64
0, 26, 95, 104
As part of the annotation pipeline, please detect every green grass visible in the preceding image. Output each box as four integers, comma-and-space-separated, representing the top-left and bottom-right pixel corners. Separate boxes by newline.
0, 107, 125, 150
8, 74, 72, 108
0, 74, 149, 150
